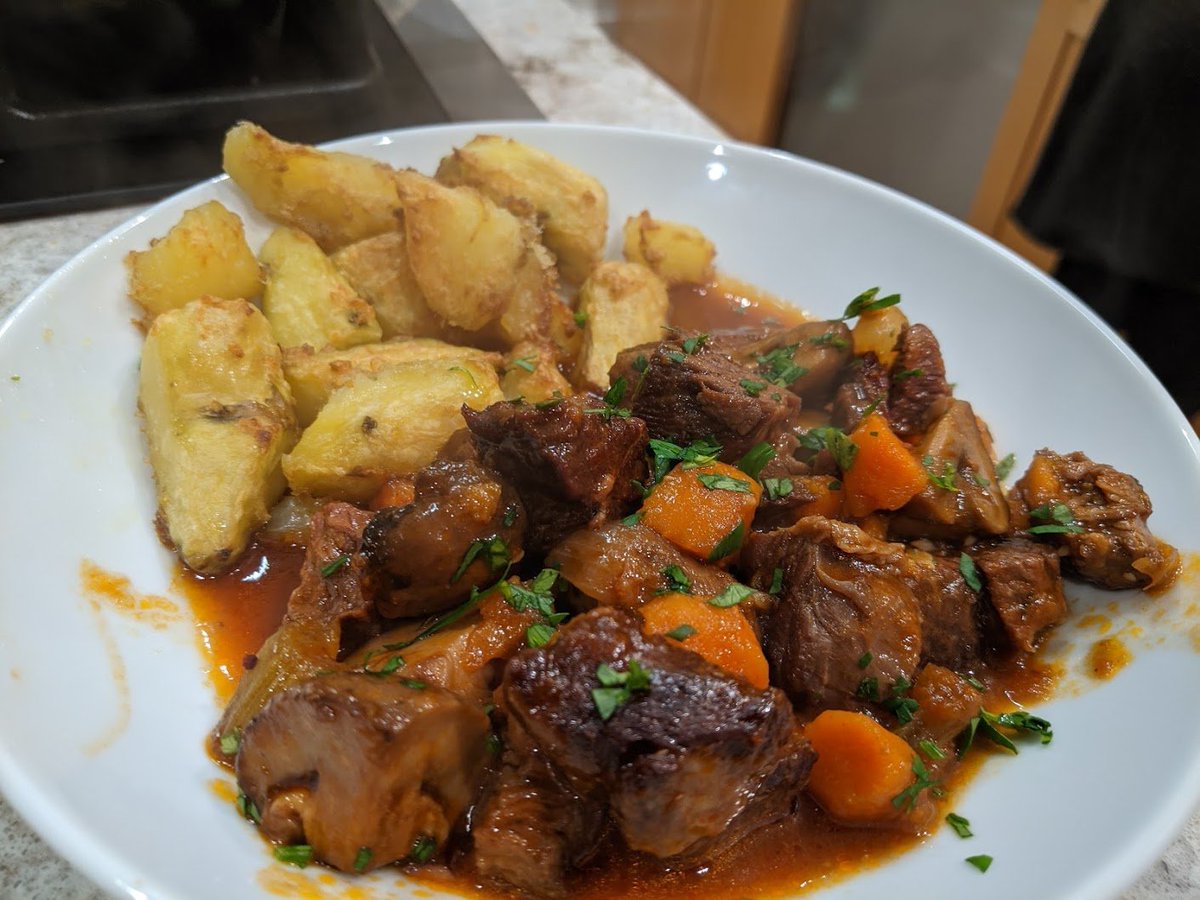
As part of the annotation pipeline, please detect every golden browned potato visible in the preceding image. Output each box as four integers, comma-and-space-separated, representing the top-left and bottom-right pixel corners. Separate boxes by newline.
222, 121, 404, 252
436, 135, 608, 284
282, 359, 502, 502
576, 261, 669, 388
259, 227, 382, 350
139, 297, 297, 574
500, 341, 573, 403
283, 339, 503, 426
852, 304, 909, 366
125, 201, 261, 318
330, 232, 444, 340
488, 234, 577, 355
622, 210, 716, 285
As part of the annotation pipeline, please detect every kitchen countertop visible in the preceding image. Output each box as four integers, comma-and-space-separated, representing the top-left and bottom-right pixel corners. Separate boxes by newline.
0, 1, 1197, 899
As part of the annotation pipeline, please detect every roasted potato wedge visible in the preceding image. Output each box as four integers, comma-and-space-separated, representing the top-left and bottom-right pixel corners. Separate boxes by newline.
125, 200, 261, 318
622, 210, 716, 285
139, 297, 297, 574
576, 261, 669, 388
284, 339, 503, 426
436, 134, 608, 284
330, 232, 444, 340
222, 121, 404, 252
501, 340, 573, 403
282, 359, 503, 502
260, 227, 382, 351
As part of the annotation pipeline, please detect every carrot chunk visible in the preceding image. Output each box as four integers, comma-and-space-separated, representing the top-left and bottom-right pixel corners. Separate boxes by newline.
804, 709, 918, 823
842, 412, 927, 518
641, 591, 769, 689
794, 475, 845, 519
369, 475, 416, 511
641, 461, 761, 562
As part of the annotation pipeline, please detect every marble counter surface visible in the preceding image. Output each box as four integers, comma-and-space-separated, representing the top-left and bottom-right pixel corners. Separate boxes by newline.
0, 1, 1197, 898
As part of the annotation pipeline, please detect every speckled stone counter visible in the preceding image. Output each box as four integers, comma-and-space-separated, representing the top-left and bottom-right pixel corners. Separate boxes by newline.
1, 1, 1196, 898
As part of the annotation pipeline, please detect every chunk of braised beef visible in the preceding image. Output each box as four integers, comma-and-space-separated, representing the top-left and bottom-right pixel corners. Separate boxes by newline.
886, 324, 952, 438
890, 400, 1009, 540
743, 516, 924, 708
1013, 449, 1178, 590
464, 397, 648, 555
609, 337, 800, 460
914, 554, 983, 670
498, 607, 814, 860
969, 538, 1067, 653
236, 672, 488, 874
832, 351, 890, 432
362, 458, 525, 619
734, 320, 854, 405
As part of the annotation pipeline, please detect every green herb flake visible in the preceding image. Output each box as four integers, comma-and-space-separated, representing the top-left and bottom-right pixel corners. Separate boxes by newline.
891, 755, 939, 812
274, 844, 314, 868
842, 286, 902, 320
573, 310, 587, 327
740, 378, 767, 397
659, 564, 692, 595
534, 395, 564, 410
924, 456, 959, 492
410, 835, 437, 864
449, 365, 479, 389
502, 505, 518, 528
709, 582, 755, 608
707, 522, 746, 561
649, 436, 722, 483
451, 535, 511, 583
219, 729, 241, 756
828, 479, 843, 491
682, 333, 709, 355
762, 477, 793, 501
946, 813, 973, 838
798, 426, 858, 472
365, 654, 404, 678
856, 676, 880, 702
584, 376, 633, 420
526, 623, 556, 648
769, 567, 784, 595
665, 623, 697, 641
236, 790, 261, 824
882, 677, 919, 723
632, 354, 649, 373
737, 441, 776, 479
353, 847, 373, 873
485, 732, 503, 754
8, 375, 19, 383
512, 356, 536, 373
1028, 502, 1084, 535
697, 472, 753, 493
961, 673, 986, 691
893, 367, 924, 381
857, 651, 873, 670
994, 453, 1017, 481
810, 331, 849, 350
621, 510, 644, 527
755, 344, 808, 387
320, 554, 350, 578
400, 678, 427, 690
957, 708, 1053, 757
966, 854, 993, 873
592, 659, 653, 721
959, 552, 982, 592
918, 739, 946, 760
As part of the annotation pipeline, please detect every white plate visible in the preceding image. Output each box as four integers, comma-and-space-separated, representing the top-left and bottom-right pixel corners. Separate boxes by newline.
1, 122, 1198, 900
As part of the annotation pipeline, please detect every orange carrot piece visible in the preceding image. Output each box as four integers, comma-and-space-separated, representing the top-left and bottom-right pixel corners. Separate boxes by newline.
794, 475, 844, 519
369, 475, 416, 511
805, 709, 917, 824
641, 461, 761, 563
641, 591, 769, 689
842, 412, 928, 518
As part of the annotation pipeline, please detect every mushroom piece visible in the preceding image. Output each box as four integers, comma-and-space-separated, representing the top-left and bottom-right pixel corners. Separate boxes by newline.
735, 319, 855, 405
236, 672, 488, 873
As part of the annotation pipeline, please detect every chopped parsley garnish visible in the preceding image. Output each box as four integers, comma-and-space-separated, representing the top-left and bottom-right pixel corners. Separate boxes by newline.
891, 755, 939, 811
740, 378, 767, 397
957, 708, 1053, 757
1027, 502, 1084, 535
410, 835, 437, 863
918, 739, 946, 760
842, 286, 902, 320
451, 536, 511, 583
320, 554, 350, 578
512, 356, 536, 373
592, 659, 653, 721
708, 522, 746, 561
632, 354, 649, 373
659, 565, 692, 594
219, 729, 241, 756
798, 426, 858, 472
502, 505, 518, 527
755, 344, 808, 386
365, 654, 404, 678
449, 365, 478, 388
274, 844, 314, 868
994, 452, 1017, 481
828, 478, 842, 491
485, 732, 503, 754
584, 376, 633, 420
737, 441, 776, 478
353, 848, 373, 872
649, 436, 722, 483
810, 331, 849, 350
946, 813, 973, 838
856, 676, 880, 702
893, 367, 924, 381
959, 552, 982, 592
666, 623, 697, 641
923, 455, 959, 492
762, 477, 793, 500
236, 791, 261, 824
709, 583, 755, 608
769, 567, 784, 595
697, 472, 753, 493
882, 677, 919, 724
971, 472, 991, 487
621, 510, 644, 526
400, 679, 427, 690
573, 310, 587, 327
682, 333, 709, 354
961, 673, 986, 691
526, 623, 556, 648
857, 652, 873, 669
534, 394, 564, 409
966, 855, 993, 873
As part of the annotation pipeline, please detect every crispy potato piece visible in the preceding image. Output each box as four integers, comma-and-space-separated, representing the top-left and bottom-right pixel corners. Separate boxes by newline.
501, 340, 573, 403
222, 121, 404, 252
330, 232, 444, 340
436, 134, 608, 284
282, 359, 502, 502
125, 201, 261, 318
284, 339, 503, 426
489, 235, 577, 355
576, 261, 669, 388
260, 227, 382, 350
139, 297, 297, 574
622, 210, 716, 285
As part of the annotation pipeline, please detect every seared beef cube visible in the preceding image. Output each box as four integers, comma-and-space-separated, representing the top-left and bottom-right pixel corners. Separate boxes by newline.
734, 320, 854, 404
470, 748, 606, 898
886, 324, 952, 437
891, 400, 1010, 540
1014, 449, 1178, 590
464, 397, 648, 554
609, 337, 800, 460
237, 672, 488, 873
499, 608, 813, 860
917, 554, 983, 670
743, 517, 924, 707
832, 352, 890, 431
970, 538, 1067, 653
363, 458, 526, 618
